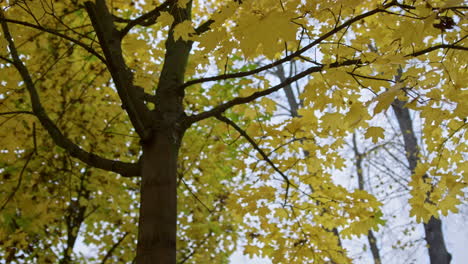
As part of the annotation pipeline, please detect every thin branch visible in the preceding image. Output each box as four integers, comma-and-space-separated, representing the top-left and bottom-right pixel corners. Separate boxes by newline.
0, 9, 140, 177
351, 134, 382, 264
0, 111, 35, 116
215, 114, 291, 206
185, 59, 361, 125
0, 151, 34, 212
119, 0, 174, 38
407, 43, 468, 58
194, 19, 214, 35
186, 37, 466, 125
0, 54, 14, 64
180, 1, 398, 89
347, 72, 396, 83
177, 233, 212, 264
0, 17, 106, 63
181, 178, 213, 213
193, 0, 245, 36
101, 232, 129, 264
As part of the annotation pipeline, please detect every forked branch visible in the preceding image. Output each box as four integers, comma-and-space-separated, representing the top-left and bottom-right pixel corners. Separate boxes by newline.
85, 0, 152, 139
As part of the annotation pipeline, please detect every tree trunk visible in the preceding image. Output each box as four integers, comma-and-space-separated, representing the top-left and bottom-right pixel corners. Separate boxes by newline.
136, 2, 192, 263
137, 130, 181, 264
352, 134, 382, 264
392, 99, 451, 264
275, 65, 299, 117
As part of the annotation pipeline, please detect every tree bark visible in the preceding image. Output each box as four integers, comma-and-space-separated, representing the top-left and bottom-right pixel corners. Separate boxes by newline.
136, 2, 192, 263
392, 99, 451, 264
138, 130, 181, 263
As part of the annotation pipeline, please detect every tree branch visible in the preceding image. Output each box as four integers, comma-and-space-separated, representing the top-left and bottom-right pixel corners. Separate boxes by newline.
0, 9, 140, 177
180, 1, 398, 89
194, 19, 214, 35
215, 114, 291, 206
0, 17, 106, 63
185, 35, 466, 125
101, 232, 129, 264
119, 0, 175, 38
406, 43, 468, 58
0, 151, 34, 212
85, 0, 152, 140
185, 59, 361, 125
181, 178, 213, 213
0, 111, 35, 116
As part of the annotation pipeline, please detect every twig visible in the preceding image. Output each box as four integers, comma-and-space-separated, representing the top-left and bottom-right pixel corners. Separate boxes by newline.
215, 114, 291, 206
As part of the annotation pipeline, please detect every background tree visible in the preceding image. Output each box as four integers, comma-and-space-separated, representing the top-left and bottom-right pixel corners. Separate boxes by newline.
1, 0, 466, 263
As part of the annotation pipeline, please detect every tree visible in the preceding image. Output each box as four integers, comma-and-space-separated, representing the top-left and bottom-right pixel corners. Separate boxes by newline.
1, 0, 466, 263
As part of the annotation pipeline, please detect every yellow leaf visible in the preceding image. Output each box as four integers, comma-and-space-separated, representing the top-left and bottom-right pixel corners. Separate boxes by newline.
197, 28, 227, 51
372, 85, 402, 115
244, 245, 261, 257
173, 20, 196, 41
365, 126, 385, 143
244, 107, 257, 119
123, 37, 147, 54
322, 112, 344, 130
157, 11, 174, 27
345, 103, 370, 128
260, 97, 276, 113
177, 0, 190, 8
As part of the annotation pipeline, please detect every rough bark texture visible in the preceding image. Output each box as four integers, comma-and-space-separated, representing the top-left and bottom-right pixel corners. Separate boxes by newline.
392, 99, 451, 264
138, 131, 181, 263
136, 2, 192, 263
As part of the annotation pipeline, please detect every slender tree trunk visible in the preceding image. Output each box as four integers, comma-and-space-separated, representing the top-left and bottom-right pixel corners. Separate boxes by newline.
275, 65, 299, 117
392, 99, 451, 264
352, 134, 382, 264
275, 63, 343, 259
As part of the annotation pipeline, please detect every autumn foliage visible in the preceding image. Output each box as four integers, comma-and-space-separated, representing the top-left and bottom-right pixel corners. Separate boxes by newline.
0, 0, 466, 263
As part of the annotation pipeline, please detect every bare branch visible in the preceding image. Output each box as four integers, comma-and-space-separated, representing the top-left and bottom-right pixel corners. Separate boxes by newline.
0, 9, 140, 177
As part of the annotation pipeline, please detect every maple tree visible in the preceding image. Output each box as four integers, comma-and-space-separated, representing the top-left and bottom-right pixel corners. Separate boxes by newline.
0, 0, 467, 263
